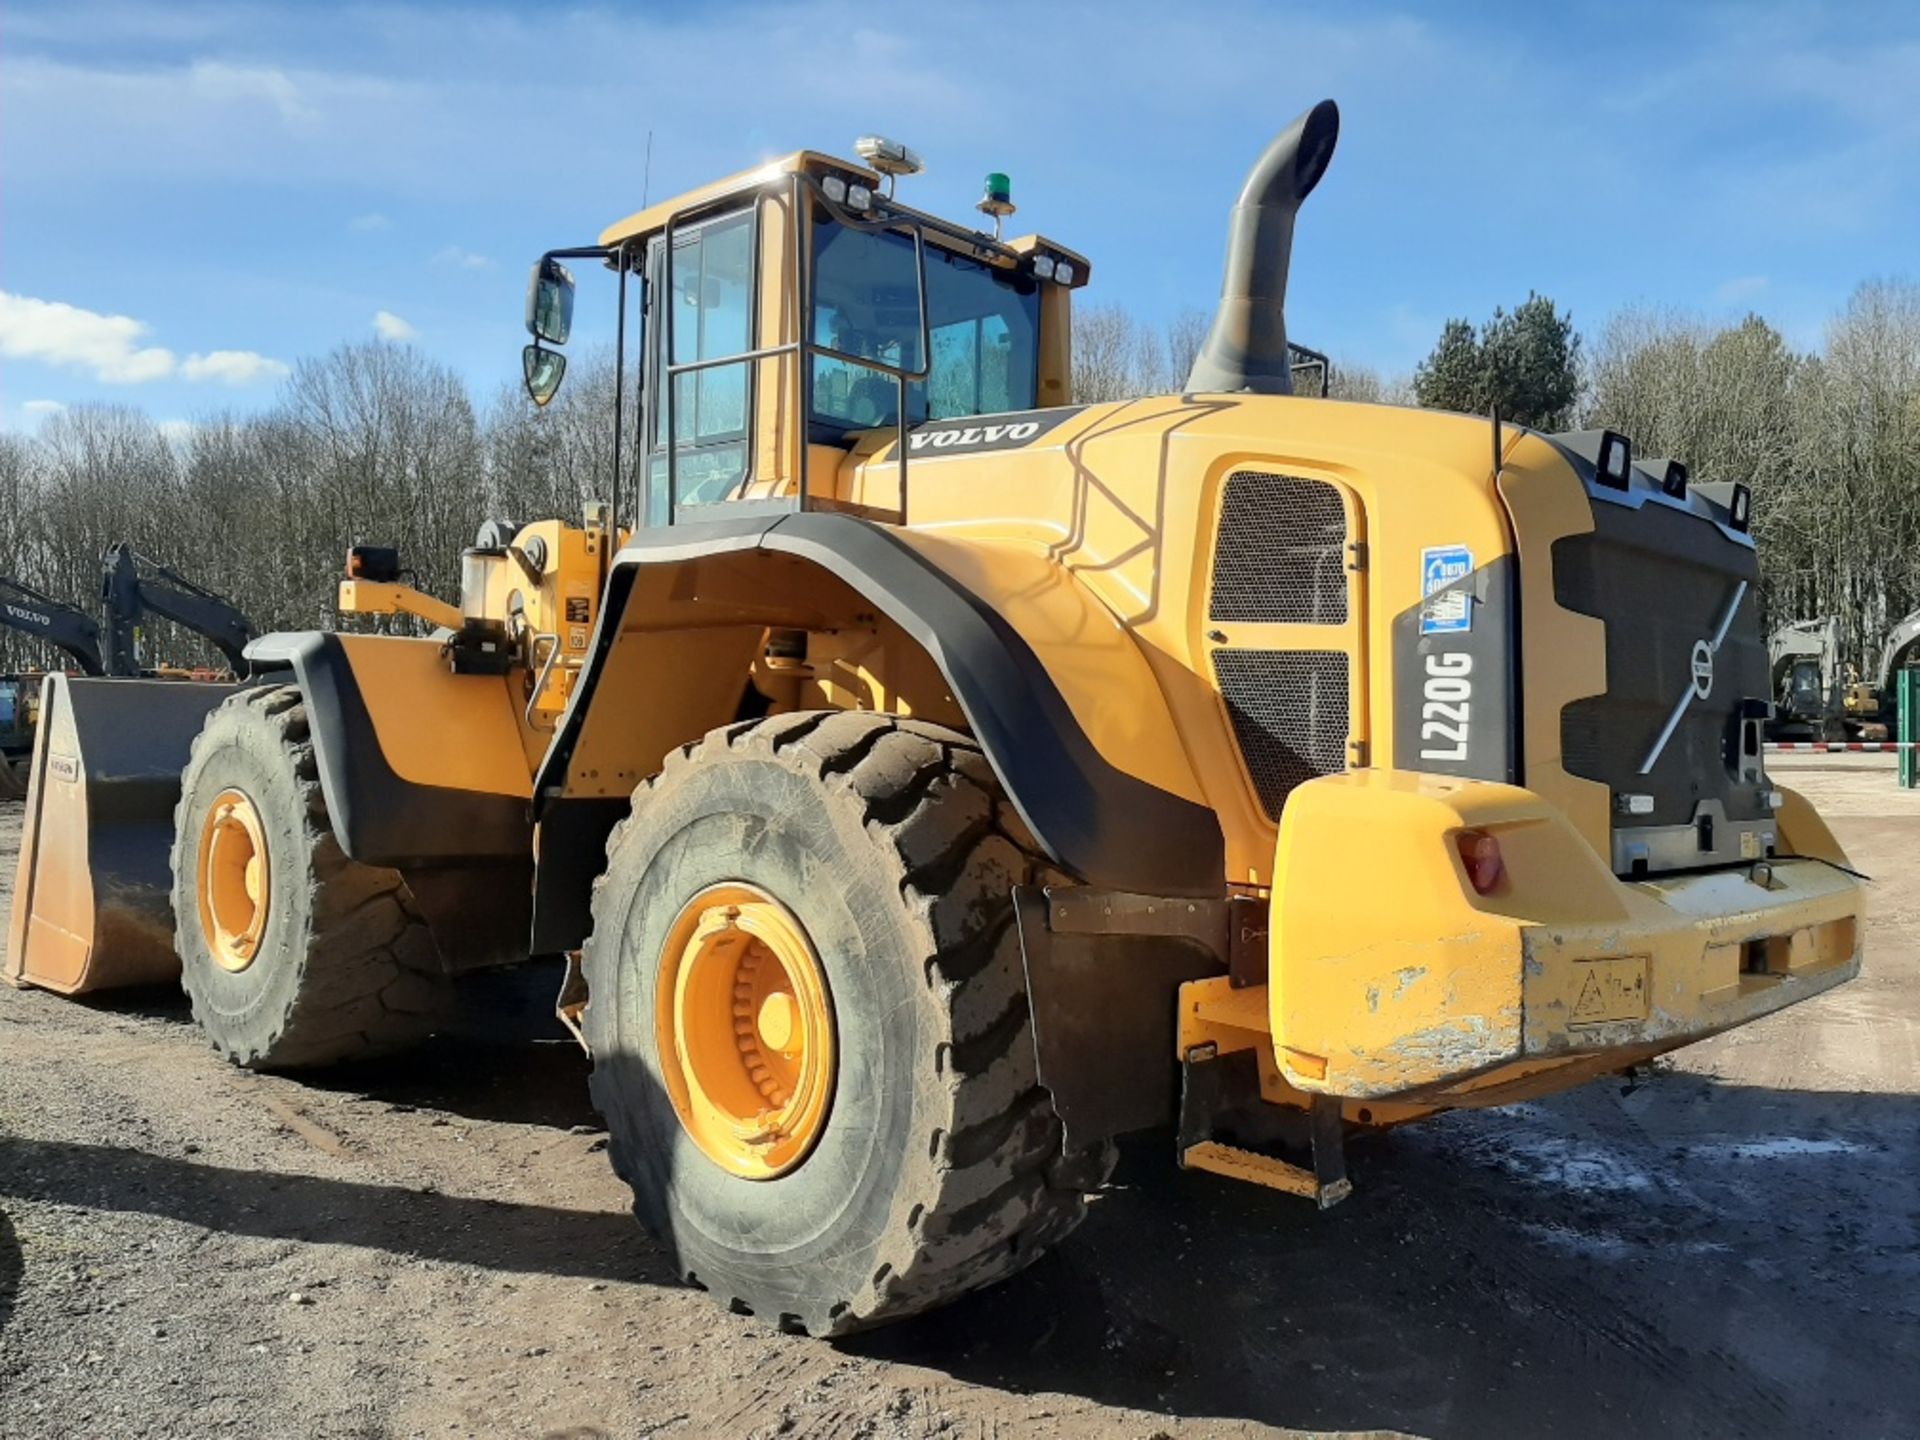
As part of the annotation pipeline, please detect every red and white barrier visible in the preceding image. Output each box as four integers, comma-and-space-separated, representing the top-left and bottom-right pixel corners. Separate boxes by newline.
1765, 742, 1915, 752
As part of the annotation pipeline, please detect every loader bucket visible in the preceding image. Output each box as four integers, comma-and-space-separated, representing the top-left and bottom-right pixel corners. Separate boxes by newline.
4, 674, 240, 995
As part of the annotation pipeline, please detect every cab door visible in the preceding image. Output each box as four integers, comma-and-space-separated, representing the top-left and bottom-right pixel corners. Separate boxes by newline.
640, 204, 761, 525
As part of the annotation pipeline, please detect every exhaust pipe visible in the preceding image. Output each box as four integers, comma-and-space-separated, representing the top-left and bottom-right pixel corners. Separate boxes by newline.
1185, 99, 1340, 395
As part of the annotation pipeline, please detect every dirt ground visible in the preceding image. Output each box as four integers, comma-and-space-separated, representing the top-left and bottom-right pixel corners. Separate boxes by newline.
2, 757, 1917, 1439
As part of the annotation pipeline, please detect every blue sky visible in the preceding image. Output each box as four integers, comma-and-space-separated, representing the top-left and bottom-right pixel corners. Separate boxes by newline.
4, 0, 1918, 431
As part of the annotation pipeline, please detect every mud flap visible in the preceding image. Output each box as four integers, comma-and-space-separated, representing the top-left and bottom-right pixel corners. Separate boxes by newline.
1013, 885, 1229, 1152
4, 674, 240, 995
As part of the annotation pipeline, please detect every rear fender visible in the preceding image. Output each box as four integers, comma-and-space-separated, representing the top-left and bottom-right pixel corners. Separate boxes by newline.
529, 513, 1225, 952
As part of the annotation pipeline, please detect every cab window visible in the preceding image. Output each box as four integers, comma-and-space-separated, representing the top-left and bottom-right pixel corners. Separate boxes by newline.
646, 208, 754, 518
810, 214, 1039, 438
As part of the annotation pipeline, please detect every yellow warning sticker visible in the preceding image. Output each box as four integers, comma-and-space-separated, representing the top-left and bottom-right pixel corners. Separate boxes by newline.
1568, 956, 1650, 1027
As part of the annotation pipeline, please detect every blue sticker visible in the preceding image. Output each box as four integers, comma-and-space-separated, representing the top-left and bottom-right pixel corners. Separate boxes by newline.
1421, 545, 1473, 634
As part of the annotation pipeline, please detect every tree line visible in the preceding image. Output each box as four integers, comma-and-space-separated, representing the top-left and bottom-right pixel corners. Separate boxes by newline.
0, 342, 633, 672
3, 278, 1917, 677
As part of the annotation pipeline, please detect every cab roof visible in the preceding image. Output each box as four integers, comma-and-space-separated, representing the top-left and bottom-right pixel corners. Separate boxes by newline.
598, 151, 878, 248
597, 148, 1091, 277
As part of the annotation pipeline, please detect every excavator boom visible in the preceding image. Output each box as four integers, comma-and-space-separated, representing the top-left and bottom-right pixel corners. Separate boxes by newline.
100, 542, 256, 676
0, 576, 108, 677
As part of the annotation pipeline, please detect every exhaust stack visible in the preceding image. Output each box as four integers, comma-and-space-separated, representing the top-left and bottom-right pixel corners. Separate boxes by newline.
1185, 99, 1340, 395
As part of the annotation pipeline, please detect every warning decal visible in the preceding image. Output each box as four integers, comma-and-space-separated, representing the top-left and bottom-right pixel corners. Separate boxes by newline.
1567, 956, 1650, 1027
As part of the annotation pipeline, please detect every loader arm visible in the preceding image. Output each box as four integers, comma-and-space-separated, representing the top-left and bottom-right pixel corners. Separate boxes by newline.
0, 576, 108, 677
101, 542, 256, 675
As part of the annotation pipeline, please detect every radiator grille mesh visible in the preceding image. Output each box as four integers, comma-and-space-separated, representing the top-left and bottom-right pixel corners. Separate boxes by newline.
1209, 473, 1348, 624
1214, 650, 1350, 819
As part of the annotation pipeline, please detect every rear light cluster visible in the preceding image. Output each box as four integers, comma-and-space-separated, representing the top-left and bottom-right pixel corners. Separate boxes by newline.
1455, 829, 1505, 895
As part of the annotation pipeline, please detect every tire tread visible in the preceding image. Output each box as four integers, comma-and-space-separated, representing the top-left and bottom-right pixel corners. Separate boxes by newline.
171, 684, 443, 1069
584, 710, 1114, 1335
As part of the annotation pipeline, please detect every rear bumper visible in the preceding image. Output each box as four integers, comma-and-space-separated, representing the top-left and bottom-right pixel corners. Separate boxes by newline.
1517, 858, 1858, 1065
1266, 770, 1864, 1101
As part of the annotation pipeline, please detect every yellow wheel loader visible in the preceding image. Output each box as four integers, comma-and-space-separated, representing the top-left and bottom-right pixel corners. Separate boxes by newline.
7, 101, 1865, 1334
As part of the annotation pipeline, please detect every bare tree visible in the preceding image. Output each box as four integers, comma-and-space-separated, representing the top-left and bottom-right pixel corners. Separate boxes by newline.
1161, 307, 1210, 393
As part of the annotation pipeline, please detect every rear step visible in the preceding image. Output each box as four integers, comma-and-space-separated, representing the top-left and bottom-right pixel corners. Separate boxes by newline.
1178, 1045, 1353, 1208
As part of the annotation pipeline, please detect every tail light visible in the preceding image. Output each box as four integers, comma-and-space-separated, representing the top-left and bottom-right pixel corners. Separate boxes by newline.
1456, 829, 1505, 895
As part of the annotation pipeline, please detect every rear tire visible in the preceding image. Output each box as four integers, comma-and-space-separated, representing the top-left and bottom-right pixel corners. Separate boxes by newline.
584, 711, 1113, 1336
170, 685, 446, 1070
0, 755, 22, 801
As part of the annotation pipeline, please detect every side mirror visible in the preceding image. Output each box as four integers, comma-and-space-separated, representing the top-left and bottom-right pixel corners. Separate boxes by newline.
525, 257, 576, 345
523, 344, 567, 407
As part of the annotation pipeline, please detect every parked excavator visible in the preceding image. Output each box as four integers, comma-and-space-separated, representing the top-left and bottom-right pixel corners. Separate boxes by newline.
8, 100, 1866, 1336
1767, 611, 1920, 742
1874, 608, 1920, 714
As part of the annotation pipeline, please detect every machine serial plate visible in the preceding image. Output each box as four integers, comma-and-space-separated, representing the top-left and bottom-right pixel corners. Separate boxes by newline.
1568, 956, 1650, 1027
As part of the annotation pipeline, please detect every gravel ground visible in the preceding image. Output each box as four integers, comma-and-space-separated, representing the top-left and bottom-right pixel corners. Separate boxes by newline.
2, 759, 1917, 1438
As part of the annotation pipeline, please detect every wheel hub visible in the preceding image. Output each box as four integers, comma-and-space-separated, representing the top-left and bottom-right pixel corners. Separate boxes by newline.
655, 884, 835, 1179
197, 788, 271, 973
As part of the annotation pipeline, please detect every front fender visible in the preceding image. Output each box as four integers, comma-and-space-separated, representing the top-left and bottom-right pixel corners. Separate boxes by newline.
245, 631, 531, 868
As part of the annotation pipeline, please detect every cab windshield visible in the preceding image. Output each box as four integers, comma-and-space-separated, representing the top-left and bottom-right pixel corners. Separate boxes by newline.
810, 214, 1040, 437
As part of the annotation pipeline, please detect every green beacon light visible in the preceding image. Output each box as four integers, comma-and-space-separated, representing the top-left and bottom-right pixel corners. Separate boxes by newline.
978, 172, 1015, 238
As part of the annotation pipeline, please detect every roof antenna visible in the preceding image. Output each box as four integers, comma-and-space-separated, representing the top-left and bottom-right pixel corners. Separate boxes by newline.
641, 130, 655, 208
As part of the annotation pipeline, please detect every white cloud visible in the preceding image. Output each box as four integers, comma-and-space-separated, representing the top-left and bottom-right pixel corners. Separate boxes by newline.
0, 291, 175, 382
0, 291, 288, 387
433, 245, 493, 270
373, 310, 418, 341
22, 399, 66, 415
349, 212, 391, 232
180, 349, 291, 385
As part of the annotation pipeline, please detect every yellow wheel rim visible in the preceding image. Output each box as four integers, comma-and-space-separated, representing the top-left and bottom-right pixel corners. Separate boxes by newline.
197, 788, 271, 973
655, 883, 836, 1180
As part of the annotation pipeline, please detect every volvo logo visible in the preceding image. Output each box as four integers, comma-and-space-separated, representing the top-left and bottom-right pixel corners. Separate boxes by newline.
1638, 579, 1749, 775
1689, 639, 1714, 700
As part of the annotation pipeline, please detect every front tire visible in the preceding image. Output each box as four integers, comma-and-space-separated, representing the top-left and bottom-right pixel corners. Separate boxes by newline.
584, 711, 1110, 1335
170, 685, 446, 1069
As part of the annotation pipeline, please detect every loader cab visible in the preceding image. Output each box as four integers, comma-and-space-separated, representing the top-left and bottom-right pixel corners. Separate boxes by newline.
522, 150, 1088, 530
